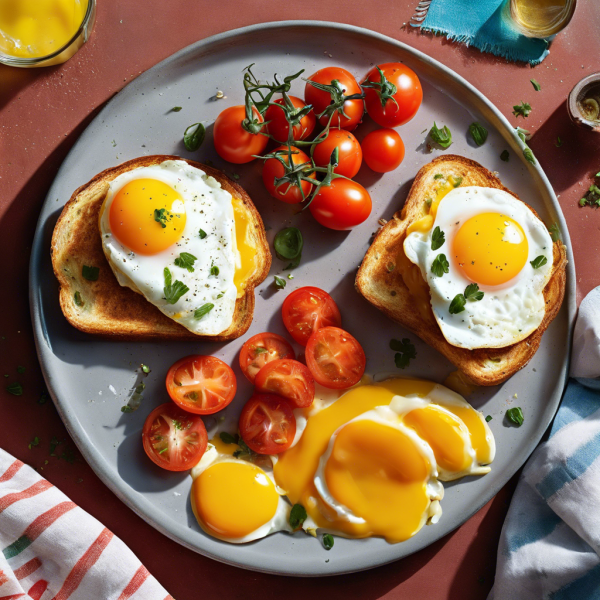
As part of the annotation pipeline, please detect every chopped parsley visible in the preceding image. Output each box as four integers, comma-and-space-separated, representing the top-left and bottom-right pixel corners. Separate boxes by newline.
153, 208, 170, 228
431, 254, 449, 277
555, 136, 563, 148
450, 283, 484, 314
82, 265, 100, 281
6, 382, 23, 396
74, 291, 84, 307
390, 338, 416, 369
141, 364, 151, 374
485, 415, 493, 422
429, 122, 453, 149
163, 268, 189, 304
322, 534, 334, 550
219, 432, 238, 445
500, 150, 510, 162
433, 173, 444, 180
530, 255, 548, 269
452, 176, 463, 188
29, 436, 40, 449
579, 181, 600, 208
464, 283, 484, 301
549, 223, 561, 242
513, 102, 532, 118
274, 275, 286, 289
194, 303, 214, 319
523, 147, 536, 165
289, 504, 307, 530
530, 79, 541, 91
469, 122, 488, 146
506, 407, 524, 427
199, 229, 207, 239
174, 252, 197, 273
431, 226, 445, 251
171, 106, 182, 112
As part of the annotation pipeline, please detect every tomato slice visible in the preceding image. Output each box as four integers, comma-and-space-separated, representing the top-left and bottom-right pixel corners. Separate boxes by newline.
142, 403, 208, 471
166, 355, 236, 415
239, 393, 296, 454
281, 286, 342, 346
254, 359, 315, 408
239, 332, 295, 383
305, 327, 366, 389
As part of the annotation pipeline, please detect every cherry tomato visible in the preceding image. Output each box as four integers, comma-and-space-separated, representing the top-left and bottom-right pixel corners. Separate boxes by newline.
239, 393, 296, 454
362, 63, 423, 128
362, 128, 405, 173
282, 286, 342, 346
166, 355, 236, 415
142, 402, 208, 471
239, 332, 295, 383
305, 327, 366, 390
312, 128, 362, 178
309, 178, 372, 230
255, 359, 315, 408
305, 67, 364, 130
265, 96, 316, 143
262, 145, 313, 204
213, 105, 268, 164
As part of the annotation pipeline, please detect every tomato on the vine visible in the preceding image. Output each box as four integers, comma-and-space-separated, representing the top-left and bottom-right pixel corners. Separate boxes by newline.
362, 128, 405, 173
142, 403, 208, 471
239, 332, 295, 383
265, 96, 316, 143
262, 146, 313, 204
213, 105, 268, 164
312, 128, 362, 178
362, 63, 422, 128
309, 178, 372, 230
305, 67, 364, 130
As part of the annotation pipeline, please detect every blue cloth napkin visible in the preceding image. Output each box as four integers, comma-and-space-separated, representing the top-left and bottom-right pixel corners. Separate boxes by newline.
489, 287, 600, 599
411, 0, 550, 65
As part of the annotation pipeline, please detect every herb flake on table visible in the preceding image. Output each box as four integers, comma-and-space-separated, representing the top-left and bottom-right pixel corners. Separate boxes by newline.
429, 122, 453, 149
6, 382, 23, 396
513, 102, 532, 118
469, 122, 488, 146
530, 79, 541, 91
274, 275, 286, 289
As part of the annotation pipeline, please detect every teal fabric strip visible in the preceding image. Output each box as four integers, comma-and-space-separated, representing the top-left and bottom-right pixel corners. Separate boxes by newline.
418, 0, 550, 65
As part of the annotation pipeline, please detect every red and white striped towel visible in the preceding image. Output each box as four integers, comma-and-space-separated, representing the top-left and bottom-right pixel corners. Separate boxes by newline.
0, 448, 172, 600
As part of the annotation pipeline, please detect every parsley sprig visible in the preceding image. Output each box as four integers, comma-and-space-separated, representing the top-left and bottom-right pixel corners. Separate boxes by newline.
429, 122, 452, 149
174, 252, 197, 273
513, 102, 532, 118
431, 226, 445, 251
390, 338, 416, 369
449, 283, 484, 314
431, 254, 449, 277
163, 268, 189, 304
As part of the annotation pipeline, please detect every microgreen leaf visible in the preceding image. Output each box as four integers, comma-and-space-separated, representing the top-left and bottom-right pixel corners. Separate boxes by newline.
530, 79, 541, 91
431, 254, 449, 277
513, 102, 532, 118
194, 303, 214, 319
433, 173, 444, 180
199, 229, 207, 239
530, 255, 548, 269
183, 123, 206, 151
429, 122, 452, 148
6, 382, 23, 396
274, 227, 303, 269
289, 504, 307, 530
431, 227, 445, 251
452, 176, 463, 188
163, 268, 189, 304
555, 136, 563, 148
506, 407, 524, 427
174, 252, 197, 273
274, 275, 286, 289
549, 223, 561, 242
500, 150, 510, 162
154, 208, 170, 228
82, 265, 99, 281
485, 415, 493, 422
449, 294, 466, 314
523, 147, 536, 164
220, 432, 238, 445
464, 283, 484, 301
469, 122, 488, 146
322, 534, 334, 550
390, 338, 417, 369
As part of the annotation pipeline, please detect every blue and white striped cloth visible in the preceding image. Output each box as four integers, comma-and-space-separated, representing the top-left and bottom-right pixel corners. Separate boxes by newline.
489, 287, 600, 599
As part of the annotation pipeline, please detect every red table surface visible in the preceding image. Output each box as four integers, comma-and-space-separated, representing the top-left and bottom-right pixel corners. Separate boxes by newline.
1, 1, 599, 598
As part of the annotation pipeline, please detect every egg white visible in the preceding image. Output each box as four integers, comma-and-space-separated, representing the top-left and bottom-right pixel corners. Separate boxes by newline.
99, 160, 237, 335
403, 186, 554, 349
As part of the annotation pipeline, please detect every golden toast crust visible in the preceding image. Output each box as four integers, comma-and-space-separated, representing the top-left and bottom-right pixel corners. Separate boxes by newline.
355, 155, 567, 386
51, 155, 271, 341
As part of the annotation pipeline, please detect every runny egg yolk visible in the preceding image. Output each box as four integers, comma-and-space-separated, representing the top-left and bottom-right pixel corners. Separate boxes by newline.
232, 197, 257, 297
324, 420, 432, 542
192, 461, 279, 539
109, 178, 186, 255
452, 213, 528, 286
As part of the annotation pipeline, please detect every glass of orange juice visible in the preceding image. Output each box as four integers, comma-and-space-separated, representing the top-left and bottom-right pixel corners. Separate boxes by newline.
0, 0, 96, 67
506, 0, 576, 38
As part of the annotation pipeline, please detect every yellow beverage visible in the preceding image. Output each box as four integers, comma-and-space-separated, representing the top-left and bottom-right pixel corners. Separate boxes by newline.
509, 0, 576, 37
0, 0, 88, 59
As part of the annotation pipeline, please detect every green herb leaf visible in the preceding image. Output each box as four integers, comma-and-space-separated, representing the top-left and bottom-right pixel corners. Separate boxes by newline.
199, 229, 207, 239
220, 432, 238, 445
449, 294, 466, 314
274, 275, 286, 289
513, 102, 532, 118
390, 338, 417, 369
232, 438, 255, 460
431, 226, 445, 251
429, 122, 453, 149
530, 79, 541, 91
469, 122, 488, 146
74, 291, 84, 307
500, 150, 510, 162
154, 208, 170, 228
274, 227, 303, 269
194, 303, 214, 319
523, 147, 536, 165
82, 265, 99, 281
6, 382, 23, 396
171, 106, 182, 112
530, 255, 548, 269
174, 252, 197, 273
322, 534, 334, 550
183, 123, 206, 152
555, 136, 563, 147
431, 254, 449, 277
549, 223, 561, 242
485, 415, 493, 422
163, 268, 189, 304
210, 265, 219, 276
289, 504, 307, 530
49, 436, 60, 455
506, 407, 524, 427
121, 406, 134, 413
141, 364, 151, 374
580, 197, 588, 207
433, 173, 444, 180
516, 127, 531, 142
452, 176, 463, 188
464, 283, 484, 302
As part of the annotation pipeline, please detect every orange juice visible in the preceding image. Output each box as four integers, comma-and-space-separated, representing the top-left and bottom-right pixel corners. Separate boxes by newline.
0, 0, 88, 59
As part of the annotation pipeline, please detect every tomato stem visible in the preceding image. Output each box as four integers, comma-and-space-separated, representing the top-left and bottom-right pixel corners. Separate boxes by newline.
361, 66, 399, 109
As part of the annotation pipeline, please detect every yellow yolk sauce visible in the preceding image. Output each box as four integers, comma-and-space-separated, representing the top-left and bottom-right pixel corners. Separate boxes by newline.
232, 196, 257, 297
192, 461, 279, 539
0, 0, 88, 58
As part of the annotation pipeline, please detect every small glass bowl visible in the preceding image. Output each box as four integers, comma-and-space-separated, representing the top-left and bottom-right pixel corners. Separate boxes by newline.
0, 0, 96, 68
568, 73, 600, 133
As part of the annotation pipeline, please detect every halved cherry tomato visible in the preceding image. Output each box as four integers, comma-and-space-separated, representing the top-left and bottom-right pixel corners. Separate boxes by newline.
239, 332, 295, 383
312, 128, 362, 178
282, 286, 342, 346
362, 128, 405, 173
213, 105, 268, 164
262, 145, 313, 204
255, 359, 315, 408
305, 327, 366, 389
309, 178, 372, 230
239, 393, 296, 454
362, 63, 422, 128
265, 96, 316, 143
142, 402, 208, 471
166, 355, 236, 415
305, 67, 364, 130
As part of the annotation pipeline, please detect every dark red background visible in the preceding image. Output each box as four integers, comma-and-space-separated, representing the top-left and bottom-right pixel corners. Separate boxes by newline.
1, 2, 599, 598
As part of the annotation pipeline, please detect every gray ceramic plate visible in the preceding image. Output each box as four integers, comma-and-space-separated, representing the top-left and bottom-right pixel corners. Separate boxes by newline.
30, 21, 576, 576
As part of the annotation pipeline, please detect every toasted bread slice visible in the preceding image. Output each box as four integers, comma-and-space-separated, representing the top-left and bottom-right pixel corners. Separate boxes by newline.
356, 155, 567, 386
51, 155, 271, 341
